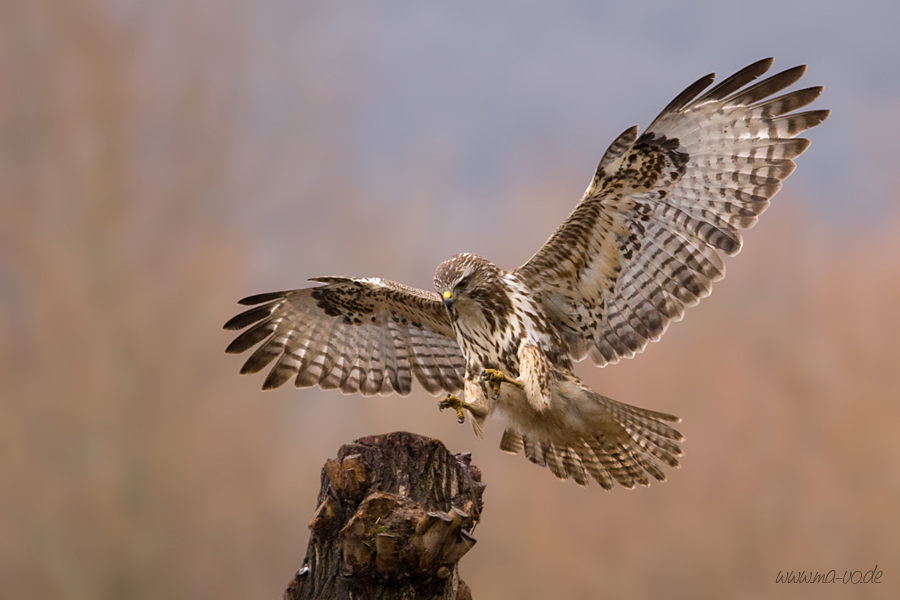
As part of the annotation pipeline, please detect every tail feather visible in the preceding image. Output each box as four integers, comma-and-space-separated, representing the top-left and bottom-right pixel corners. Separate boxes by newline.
545, 443, 568, 480
499, 428, 523, 453
631, 444, 668, 482
522, 438, 547, 467
500, 390, 684, 489
588, 438, 643, 489
576, 443, 614, 490
561, 446, 589, 486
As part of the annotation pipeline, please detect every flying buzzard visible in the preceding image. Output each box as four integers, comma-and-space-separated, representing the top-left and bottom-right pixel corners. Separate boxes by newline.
224, 58, 828, 489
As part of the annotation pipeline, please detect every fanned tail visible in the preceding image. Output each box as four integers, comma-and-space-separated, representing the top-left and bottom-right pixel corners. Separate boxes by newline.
499, 393, 683, 490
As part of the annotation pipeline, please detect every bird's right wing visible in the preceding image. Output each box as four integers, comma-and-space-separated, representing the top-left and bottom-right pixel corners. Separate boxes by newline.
516, 58, 828, 366
224, 277, 466, 395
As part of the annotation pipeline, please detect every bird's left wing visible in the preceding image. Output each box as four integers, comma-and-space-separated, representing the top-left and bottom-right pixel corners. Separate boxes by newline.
516, 58, 829, 366
224, 277, 465, 395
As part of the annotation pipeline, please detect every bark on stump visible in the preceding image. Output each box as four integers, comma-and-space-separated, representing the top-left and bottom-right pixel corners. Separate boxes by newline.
283, 431, 485, 600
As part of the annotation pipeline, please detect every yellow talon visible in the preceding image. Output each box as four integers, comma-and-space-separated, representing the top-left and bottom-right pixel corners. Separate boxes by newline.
481, 368, 516, 399
439, 394, 467, 424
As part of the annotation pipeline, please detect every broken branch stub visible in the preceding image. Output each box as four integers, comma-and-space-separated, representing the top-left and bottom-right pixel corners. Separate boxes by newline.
284, 431, 485, 600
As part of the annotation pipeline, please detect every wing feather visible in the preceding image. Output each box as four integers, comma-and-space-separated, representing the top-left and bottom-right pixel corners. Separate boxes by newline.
691, 57, 773, 105
517, 59, 828, 365
224, 278, 465, 395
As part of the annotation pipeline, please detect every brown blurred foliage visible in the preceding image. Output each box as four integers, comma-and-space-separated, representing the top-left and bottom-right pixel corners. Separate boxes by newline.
1, 2, 898, 599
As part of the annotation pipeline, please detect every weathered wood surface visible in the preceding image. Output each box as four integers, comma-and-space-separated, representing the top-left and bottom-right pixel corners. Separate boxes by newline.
283, 431, 485, 600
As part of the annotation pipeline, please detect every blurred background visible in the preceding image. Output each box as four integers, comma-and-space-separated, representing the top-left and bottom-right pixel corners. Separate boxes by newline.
2, 1, 899, 598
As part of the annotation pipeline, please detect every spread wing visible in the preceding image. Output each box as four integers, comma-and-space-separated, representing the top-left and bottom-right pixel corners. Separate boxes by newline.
224, 277, 465, 395
516, 58, 829, 366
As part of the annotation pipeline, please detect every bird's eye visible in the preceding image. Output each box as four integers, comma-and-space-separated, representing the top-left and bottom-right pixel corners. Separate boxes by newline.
457, 278, 468, 289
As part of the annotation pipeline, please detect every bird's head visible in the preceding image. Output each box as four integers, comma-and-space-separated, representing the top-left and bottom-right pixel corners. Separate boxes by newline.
433, 253, 500, 313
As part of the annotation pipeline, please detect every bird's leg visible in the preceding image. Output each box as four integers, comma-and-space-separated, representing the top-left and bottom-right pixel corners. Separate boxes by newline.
481, 368, 524, 400
439, 394, 473, 424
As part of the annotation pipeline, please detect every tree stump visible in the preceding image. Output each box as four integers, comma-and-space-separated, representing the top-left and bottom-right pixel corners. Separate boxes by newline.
283, 431, 485, 600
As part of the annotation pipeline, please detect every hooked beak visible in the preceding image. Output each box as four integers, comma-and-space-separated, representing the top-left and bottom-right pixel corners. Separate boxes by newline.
442, 290, 454, 309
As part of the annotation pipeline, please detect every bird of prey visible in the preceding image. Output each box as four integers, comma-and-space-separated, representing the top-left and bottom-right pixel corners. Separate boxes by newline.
224, 58, 828, 490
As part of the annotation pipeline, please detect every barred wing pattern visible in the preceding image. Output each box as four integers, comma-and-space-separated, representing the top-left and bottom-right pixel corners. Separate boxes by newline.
517, 58, 829, 366
224, 278, 466, 395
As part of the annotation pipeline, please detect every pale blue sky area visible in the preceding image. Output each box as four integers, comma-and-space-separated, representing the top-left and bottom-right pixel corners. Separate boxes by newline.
237, 1, 899, 228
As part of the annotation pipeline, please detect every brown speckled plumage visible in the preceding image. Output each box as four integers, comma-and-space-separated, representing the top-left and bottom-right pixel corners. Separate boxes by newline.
225, 59, 828, 489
